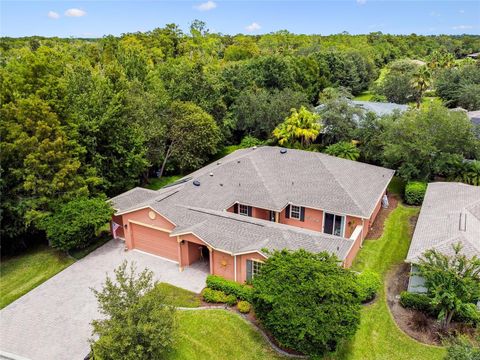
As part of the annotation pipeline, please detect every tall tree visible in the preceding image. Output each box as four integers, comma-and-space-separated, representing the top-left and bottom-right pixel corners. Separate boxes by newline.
411, 66, 431, 108
273, 106, 321, 148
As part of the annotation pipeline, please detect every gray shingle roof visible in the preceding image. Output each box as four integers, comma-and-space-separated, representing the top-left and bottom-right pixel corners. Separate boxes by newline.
406, 182, 480, 263
315, 100, 408, 118
111, 146, 394, 258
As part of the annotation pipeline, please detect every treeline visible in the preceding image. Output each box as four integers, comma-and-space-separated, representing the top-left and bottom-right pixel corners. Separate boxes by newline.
1, 23, 479, 253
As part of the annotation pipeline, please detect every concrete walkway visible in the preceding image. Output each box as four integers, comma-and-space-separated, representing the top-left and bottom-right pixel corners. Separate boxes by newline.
0, 239, 208, 360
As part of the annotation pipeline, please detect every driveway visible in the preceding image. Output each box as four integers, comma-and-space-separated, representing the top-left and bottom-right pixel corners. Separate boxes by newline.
0, 239, 208, 360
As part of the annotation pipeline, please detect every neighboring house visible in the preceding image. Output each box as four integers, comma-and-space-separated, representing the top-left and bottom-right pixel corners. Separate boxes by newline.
315, 100, 408, 124
110, 146, 394, 283
406, 182, 480, 293
468, 110, 480, 127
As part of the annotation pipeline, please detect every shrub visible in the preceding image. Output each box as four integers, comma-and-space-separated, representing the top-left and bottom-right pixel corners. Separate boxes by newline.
445, 336, 480, 360
356, 270, 382, 303
252, 249, 361, 356
324, 141, 360, 161
455, 303, 480, 326
202, 288, 237, 306
206, 275, 253, 302
90, 262, 176, 359
237, 300, 252, 314
39, 196, 114, 251
399, 291, 434, 314
404, 181, 427, 205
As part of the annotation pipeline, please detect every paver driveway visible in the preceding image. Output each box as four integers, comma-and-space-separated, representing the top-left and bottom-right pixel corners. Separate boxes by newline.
0, 239, 208, 360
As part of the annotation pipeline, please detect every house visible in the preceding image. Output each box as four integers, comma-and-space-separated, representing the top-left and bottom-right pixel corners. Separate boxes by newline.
110, 146, 394, 283
406, 182, 480, 293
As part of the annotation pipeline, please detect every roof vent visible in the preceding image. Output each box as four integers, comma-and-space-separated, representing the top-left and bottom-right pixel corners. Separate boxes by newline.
237, 160, 241, 163
219, 183, 223, 187
217, 162, 221, 165
209, 172, 213, 177
193, 180, 201, 187
280, 148, 287, 154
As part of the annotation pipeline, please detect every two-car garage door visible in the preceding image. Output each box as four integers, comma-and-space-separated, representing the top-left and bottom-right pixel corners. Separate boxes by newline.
131, 223, 178, 262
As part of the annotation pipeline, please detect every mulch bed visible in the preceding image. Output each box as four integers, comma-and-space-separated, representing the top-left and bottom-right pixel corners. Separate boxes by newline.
367, 194, 399, 240
385, 263, 476, 346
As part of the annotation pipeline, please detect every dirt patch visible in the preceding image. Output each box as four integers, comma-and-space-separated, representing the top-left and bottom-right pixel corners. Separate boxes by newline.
367, 194, 399, 239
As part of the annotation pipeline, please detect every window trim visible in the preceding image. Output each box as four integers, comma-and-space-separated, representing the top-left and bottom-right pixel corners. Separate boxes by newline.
290, 205, 301, 220
250, 259, 264, 279
322, 212, 346, 237
239, 204, 249, 216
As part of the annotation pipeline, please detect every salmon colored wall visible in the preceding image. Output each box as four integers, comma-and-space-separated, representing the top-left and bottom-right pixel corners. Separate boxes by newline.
345, 216, 363, 238
343, 234, 361, 268
236, 252, 267, 283
226, 204, 270, 221
187, 242, 203, 265
279, 206, 323, 232
212, 250, 235, 281
111, 215, 125, 239
121, 208, 175, 249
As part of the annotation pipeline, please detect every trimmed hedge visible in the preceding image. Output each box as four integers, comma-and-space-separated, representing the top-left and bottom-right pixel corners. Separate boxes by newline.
206, 275, 254, 302
202, 288, 237, 306
400, 291, 480, 325
404, 181, 427, 205
237, 300, 252, 314
356, 270, 382, 303
399, 291, 433, 313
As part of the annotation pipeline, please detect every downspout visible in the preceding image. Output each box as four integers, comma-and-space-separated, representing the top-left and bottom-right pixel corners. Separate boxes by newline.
234, 255, 237, 282
361, 218, 365, 246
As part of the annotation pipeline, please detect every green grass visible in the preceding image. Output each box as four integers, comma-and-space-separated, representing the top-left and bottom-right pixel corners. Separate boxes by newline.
332, 204, 445, 360
157, 282, 201, 308
144, 175, 183, 190
354, 91, 374, 101
167, 310, 284, 360
0, 246, 75, 309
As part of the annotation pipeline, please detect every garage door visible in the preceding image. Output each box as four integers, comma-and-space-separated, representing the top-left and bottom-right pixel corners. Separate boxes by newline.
131, 223, 178, 262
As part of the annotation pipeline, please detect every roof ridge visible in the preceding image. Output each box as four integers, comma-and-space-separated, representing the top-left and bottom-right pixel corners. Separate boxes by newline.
315, 152, 365, 216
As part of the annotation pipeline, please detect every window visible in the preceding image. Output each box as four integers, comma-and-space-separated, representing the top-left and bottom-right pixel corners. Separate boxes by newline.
323, 213, 345, 237
290, 205, 301, 220
246, 259, 264, 282
239, 204, 249, 216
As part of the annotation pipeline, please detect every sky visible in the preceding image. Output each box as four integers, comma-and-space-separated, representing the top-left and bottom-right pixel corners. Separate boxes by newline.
1, 0, 479, 38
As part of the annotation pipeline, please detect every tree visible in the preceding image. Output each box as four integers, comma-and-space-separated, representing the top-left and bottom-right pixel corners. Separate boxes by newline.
228, 87, 309, 140
273, 106, 321, 148
418, 243, 480, 328
39, 197, 114, 251
435, 64, 480, 111
252, 249, 361, 356
411, 66, 431, 108
381, 103, 479, 181
158, 101, 221, 178
325, 141, 361, 160
317, 87, 363, 145
91, 261, 177, 359
0, 96, 91, 252
376, 59, 421, 104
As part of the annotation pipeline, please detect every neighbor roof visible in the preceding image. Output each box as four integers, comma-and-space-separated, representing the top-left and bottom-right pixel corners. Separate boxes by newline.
406, 182, 480, 263
315, 100, 408, 118
467, 110, 480, 126
110, 146, 394, 259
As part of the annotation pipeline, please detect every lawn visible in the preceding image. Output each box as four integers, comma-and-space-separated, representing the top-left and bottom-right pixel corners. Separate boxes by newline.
167, 310, 283, 360
156, 282, 201, 308
353, 91, 374, 101
144, 175, 183, 190
0, 246, 75, 309
332, 204, 446, 360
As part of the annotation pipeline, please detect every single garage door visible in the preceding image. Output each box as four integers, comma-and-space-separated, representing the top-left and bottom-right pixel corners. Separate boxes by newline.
131, 223, 178, 262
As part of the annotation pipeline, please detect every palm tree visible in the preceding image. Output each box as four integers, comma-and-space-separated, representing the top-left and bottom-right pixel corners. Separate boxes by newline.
273, 106, 321, 148
462, 161, 480, 186
411, 66, 431, 108
324, 141, 360, 161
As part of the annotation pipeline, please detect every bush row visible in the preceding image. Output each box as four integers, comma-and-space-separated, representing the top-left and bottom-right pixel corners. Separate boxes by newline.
400, 291, 480, 325
202, 288, 237, 306
404, 181, 427, 205
206, 275, 254, 302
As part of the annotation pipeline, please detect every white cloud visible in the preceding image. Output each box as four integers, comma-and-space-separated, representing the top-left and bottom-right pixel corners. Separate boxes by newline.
459, 9, 465, 14
452, 25, 473, 30
194, 1, 217, 11
245, 22, 261, 32
47, 11, 60, 19
356, 0, 367, 5
65, 8, 86, 17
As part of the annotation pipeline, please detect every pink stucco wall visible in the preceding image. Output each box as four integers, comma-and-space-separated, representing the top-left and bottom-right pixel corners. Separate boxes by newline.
226, 204, 270, 221
236, 252, 267, 283
279, 206, 323, 232
212, 249, 235, 281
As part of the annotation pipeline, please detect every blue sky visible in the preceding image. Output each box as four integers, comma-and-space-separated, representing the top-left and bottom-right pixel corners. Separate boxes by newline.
1, 1, 479, 38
